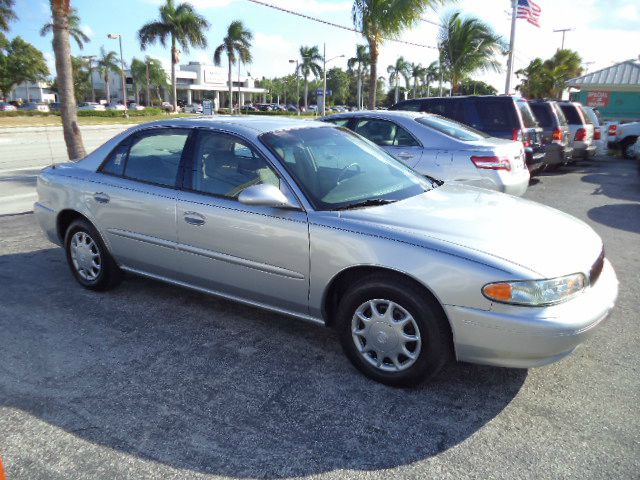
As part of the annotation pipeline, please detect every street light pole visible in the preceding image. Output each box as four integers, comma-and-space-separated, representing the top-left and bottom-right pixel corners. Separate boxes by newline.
289, 59, 300, 115
108, 33, 128, 117
321, 44, 345, 116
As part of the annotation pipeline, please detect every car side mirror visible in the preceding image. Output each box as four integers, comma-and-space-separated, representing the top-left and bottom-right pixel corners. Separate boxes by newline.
238, 183, 299, 209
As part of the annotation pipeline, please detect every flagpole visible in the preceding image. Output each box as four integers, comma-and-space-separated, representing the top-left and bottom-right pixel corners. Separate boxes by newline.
504, 0, 517, 94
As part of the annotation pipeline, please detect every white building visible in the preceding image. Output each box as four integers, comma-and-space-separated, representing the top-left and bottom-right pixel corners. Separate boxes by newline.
11, 81, 57, 103
92, 61, 267, 106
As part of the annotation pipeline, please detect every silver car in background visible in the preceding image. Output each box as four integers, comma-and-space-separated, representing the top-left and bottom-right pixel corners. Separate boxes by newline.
558, 102, 597, 160
35, 117, 617, 386
321, 111, 530, 196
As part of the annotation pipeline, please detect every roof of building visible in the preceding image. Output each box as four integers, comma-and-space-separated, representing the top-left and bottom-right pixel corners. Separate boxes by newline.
566, 59, 640, 90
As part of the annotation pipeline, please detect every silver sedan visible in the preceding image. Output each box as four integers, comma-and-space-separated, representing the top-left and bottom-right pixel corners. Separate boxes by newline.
35, 117, 618, 386
321, 110, 530, 196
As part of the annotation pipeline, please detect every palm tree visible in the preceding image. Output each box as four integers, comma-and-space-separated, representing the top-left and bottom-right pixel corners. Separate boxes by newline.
409, 62, 427, 98
439, 11, 505, 95
298, 45, 322, 110
214, 20, 253, 113
40, 7, 89, 49
352, 0, 445, 109
97, 47, 120, 103
423, 60, 439, 96
130, 57, 147, 104
0, 0, 16, 32
387, 56, 410, 104
347, 44, 370, 110
50, 0, 85, 160
138, 0, 209, 112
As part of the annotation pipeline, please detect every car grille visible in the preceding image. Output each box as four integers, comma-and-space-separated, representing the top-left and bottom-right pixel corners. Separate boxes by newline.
589, 249, 605, 286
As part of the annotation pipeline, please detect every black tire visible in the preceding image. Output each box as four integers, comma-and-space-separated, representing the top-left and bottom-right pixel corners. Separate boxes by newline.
336, 274, 452, 387
621, 138, 637, 159
64, 219, 122, 291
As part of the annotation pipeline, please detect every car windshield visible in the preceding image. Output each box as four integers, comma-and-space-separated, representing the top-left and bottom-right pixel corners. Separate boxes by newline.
260, 126, 432, 211
416, 115, 489, 141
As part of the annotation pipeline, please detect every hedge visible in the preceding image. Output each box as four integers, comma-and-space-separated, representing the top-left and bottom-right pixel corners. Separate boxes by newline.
0, 108, 165, 118
0, 110, 59, 117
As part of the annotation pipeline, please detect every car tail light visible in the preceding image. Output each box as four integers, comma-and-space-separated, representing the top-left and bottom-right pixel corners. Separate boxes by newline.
608, 124, 617, 136
512, 128, 531, 147
471, 156, 511, 171
575, 128, 587, 141
593, 128, 601, 140
552, 128, 564, 141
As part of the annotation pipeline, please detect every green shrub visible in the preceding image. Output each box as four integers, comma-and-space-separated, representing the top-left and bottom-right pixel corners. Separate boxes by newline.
0, 110, 60, 117
76, 108, 165, 117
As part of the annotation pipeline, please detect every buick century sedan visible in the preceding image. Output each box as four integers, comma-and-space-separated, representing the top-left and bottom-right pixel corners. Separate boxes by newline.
35, 117, 618, 386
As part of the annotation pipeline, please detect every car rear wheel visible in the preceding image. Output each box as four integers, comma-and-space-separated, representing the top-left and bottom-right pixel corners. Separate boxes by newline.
621, 138, 637, 159
64, 219, 121, 291
336, 275, 452, 387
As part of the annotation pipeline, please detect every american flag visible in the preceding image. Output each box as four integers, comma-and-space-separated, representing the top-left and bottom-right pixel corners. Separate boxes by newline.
517, 0, 542, 27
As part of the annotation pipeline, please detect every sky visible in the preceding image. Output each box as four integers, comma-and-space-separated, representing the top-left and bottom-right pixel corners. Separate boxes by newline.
9, 0, 640, 94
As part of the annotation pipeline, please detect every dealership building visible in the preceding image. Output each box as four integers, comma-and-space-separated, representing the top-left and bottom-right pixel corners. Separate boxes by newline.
93, 61, 268, 107
568, 59, 640, 121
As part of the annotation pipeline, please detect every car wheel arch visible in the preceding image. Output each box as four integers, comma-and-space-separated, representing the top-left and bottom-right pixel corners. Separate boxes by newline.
321, 265, 453, 337
57, 210, 96, 244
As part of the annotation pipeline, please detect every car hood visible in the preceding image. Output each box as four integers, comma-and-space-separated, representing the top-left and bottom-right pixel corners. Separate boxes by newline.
337, 184, 602, 278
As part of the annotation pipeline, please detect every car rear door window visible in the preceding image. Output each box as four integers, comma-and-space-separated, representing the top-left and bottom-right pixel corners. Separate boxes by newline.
560, 104, 583, 124
354, 118, 419, 147
189, 131, 280, 198
101, 141, 129, 176
475, 100, 518, 129
123, 129, 189, 187
530, 104, 553, 128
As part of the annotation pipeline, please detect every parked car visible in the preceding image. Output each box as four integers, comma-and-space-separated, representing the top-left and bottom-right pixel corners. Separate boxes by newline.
528, 100, 573, 168
240, 104, 258, 112
106, 103, 126, 111
161, 101, 180, 113
320, 110, 529, 196
557, 102, 597, 160
391, 95, 546, 174
78, 102, 106, 111
19, 102, 50, 112
127, 103, 146, 111
48, 102, 61, 113
607, 121, 640, 159
183, 103, 203, 114
286, 105, 299, 113
34, 117, 618, 386
629, 137, 640, 160
0, 102, 17, 111
581, 106, 606, 156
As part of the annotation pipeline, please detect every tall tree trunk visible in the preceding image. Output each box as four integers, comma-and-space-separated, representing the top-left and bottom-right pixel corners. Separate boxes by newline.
413, 79, 417, 99
135, 83, 140, 104
228, 55, 233, 112
171, 35, 178, 112
105, 74, 111, 103
51, 0, 86, 159
304, 77, 308, 109
356, 74, 361, 110
145, 61, 151, 107
427, 84, 431, 97
367, 40, 378, 110
394, 79, 399, 104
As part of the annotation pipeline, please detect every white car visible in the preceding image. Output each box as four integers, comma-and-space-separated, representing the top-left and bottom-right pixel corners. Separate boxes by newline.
128, 103, 146, 111
581, 106, 607, 156
183, 103, 203, 114
607, 121, 640, 159
106, 103, 126, 111
78, 102, 106, 112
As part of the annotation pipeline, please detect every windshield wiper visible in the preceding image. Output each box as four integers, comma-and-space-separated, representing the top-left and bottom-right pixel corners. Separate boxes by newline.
335, 198, 397, 210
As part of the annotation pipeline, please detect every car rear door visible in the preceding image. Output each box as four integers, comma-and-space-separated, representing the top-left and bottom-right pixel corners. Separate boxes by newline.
92, 127, 190, 277
174, 129, 310, 314
352, 118, 422, 167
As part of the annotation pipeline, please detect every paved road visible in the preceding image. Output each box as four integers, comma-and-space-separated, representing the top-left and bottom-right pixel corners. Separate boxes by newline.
0, 126, 129, 215
0, 157, 638, 479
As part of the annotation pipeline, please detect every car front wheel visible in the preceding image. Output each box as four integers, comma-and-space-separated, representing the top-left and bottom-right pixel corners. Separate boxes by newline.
336, 275, 452, 387
64, 219, 121, 291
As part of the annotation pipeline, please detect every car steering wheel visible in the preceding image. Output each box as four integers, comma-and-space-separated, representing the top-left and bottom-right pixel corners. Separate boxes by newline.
337, 163, 361, 184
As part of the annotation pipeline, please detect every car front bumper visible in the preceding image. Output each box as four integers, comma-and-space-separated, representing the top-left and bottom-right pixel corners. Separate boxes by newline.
445, 259, 618, 369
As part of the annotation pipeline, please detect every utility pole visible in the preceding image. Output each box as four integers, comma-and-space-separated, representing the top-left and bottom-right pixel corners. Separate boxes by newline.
321, 43, 345, 116
504, 0, 517, 95
289, 59, 300, 115
553, 28, 574, 50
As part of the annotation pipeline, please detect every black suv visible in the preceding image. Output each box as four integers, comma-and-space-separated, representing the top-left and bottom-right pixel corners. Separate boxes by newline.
528, 100, 573, 169
390, 95, 545, 172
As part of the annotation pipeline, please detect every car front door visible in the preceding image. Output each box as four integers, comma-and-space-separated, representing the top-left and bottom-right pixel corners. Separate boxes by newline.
91, 127, 190, 277
175, 129, 310, 314
353, 118, 423, 167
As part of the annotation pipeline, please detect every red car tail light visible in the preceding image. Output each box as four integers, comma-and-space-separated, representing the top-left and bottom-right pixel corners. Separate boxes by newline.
512, 128, 531, 147
608, 124, 617, 136
471, 156, 511, 171
552, 128, 564, 141
575, 128, 587, 141
593, 128, 601, 140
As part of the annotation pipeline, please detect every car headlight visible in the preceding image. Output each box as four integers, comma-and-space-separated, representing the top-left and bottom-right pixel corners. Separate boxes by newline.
482, 273, 586, 306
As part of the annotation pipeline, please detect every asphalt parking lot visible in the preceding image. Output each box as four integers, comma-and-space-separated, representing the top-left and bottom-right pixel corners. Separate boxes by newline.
0, 156, 638, 479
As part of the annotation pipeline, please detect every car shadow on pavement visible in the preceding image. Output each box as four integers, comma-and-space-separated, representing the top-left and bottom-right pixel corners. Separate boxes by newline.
587, 204, 640, 234
0, 247, 527, 478
580, 158, 640, 204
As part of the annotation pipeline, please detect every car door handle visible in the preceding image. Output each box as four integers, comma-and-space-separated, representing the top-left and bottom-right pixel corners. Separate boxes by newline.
93, 192, 110, 204
183, 212, 206, 226
397, 152, 415, 159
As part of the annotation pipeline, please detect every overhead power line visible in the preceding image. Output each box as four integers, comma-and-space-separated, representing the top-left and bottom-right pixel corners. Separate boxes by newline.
244, 0, 438, 49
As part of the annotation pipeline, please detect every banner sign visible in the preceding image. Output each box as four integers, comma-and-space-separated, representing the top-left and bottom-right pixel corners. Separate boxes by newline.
586, 91, 610, 108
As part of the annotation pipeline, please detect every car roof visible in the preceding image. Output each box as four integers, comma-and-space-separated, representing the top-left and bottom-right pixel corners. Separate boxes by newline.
133, 116, 331, 135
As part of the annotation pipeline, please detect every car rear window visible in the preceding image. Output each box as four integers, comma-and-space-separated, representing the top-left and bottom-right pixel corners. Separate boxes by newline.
560, 104, 584, 125
552, 103, 568, 126
515, 100, 538, 128
416, 115, 488, 141
475, 100, 519, 130
530, 104, 553, 128
392, 100, 423, 112
580, 106, 594, 125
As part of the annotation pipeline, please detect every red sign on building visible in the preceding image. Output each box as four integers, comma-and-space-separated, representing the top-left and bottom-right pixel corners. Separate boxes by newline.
586, 91, 610, 108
